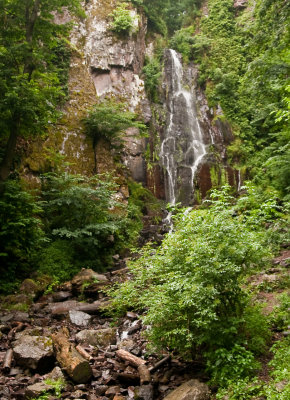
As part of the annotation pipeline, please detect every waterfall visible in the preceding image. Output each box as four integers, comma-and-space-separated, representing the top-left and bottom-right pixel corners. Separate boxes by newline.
160, 49, 206, 205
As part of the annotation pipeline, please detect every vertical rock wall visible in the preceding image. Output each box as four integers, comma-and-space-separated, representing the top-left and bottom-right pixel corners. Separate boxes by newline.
23, 0, 150, 185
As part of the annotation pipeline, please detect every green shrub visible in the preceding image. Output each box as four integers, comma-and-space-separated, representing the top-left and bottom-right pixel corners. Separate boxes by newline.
41, 173, 129, 271
206, 344, 261, 387
37, 240, 78, 282
169, 26, 196, 62
83, 99, 146, 173
110, 2, 136, 34
109, 186, 272, 359
142, 57, 162, 102
270, 292, 290, 331
0, 180, 44, 293
216, 337, 290, 399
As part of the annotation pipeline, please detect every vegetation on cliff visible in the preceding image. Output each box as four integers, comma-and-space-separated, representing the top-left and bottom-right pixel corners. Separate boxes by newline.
0, 0, 84, 184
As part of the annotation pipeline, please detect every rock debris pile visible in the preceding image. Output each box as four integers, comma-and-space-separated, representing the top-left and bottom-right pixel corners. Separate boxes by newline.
0, 268, 210, 400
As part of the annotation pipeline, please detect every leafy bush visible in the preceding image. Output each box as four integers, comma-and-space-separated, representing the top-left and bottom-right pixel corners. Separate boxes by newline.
109, 186, 272, 359
41, 173, 131, 272
270, 292, 290, 331
83, 99, 147, 172
0, 181, 44, 293
216, 337, 290, 399
142, 57, 162, 102
206, 344, 261, 387
37, 240, 78, 282
169, 26, 196, 62
110, 2, 136, 34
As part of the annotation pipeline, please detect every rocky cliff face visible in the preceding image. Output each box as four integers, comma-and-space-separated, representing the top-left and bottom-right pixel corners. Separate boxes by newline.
24, 0, 149, 186
23, 0, 239, 203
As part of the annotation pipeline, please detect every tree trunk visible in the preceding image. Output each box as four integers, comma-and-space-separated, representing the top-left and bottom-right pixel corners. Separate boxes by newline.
52, 331, 92, 383
24, 0, 40, 79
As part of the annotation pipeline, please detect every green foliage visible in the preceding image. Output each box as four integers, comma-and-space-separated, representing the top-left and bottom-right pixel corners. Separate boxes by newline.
169, 26, 196, 62
37, 240, 78, 283
0, 180, 44, 293
183, 0, 290, 197
216, 337, 290, 399
109, 186, 272, 360
270, 292, 290, 331
206, 344, 261, 387
31, 378, 65, 400
110, 2, 136, 35
40, 172, 138, 272
0, 0, 83, 181
142, 57, 162, 102
83, 99, 147, 172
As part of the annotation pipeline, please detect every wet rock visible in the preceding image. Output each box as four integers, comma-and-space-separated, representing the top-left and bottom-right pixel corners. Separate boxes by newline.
13, 335, 54, 372
163, 379, 210, 400
76, 328, 116, 348
69, 310, 91, 327
25, 382, 53, 399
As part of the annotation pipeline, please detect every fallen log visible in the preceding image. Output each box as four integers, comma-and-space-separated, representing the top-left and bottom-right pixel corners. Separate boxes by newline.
117, 372, 140, 383
3, 349, 13, 373
76, 344, 92, 361
138, 364, 151, 384
52, 331, 92, 383
116, 349, 146, 368
149, 355, 171, 372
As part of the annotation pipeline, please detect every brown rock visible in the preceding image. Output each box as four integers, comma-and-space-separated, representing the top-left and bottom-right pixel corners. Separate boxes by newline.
163, 379, 210, 400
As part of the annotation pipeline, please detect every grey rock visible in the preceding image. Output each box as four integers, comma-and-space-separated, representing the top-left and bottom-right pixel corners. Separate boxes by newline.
13, 335, 54, 372
76, 328, 116, 348
45, 366, 65, 381
25, 382, 53, 399
69, 310, 91, 327
163, 379, 210, 400
136, 384, 154, 400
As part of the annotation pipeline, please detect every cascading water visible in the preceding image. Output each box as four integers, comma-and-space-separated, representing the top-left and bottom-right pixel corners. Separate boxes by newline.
160, 49, 207, 205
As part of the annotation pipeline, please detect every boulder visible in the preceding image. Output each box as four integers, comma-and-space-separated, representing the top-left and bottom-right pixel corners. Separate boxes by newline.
135, 384, 154, 400
76, 328, 116, 348
71, 268, 108, 289
69, 310, 91, 327
163, 379, 210, 400
13, 335, 54, 372
25, 382, 53, 399
20, 279, 40, 295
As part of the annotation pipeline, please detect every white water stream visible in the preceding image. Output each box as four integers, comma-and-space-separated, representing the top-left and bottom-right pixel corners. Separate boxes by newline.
160, 49, 206, 205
